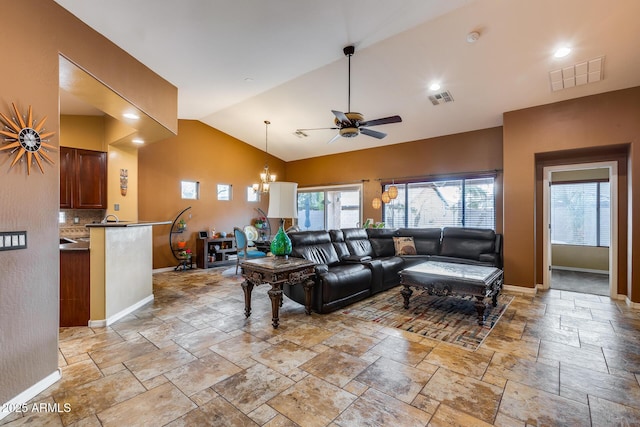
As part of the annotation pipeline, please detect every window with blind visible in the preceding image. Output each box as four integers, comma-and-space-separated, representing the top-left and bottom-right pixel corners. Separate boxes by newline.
550, 181, 610, 247
383, 176, 495, 230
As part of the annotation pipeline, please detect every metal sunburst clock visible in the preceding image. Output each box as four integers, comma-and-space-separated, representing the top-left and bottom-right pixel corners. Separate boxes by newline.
0, 103, 56, 174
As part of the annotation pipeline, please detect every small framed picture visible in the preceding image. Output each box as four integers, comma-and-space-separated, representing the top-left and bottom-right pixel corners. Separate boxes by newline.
217, 184, 232, 201
198, 231, 208, 239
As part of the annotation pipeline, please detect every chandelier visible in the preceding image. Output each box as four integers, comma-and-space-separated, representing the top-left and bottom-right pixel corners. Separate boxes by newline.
253, 120, 276, 193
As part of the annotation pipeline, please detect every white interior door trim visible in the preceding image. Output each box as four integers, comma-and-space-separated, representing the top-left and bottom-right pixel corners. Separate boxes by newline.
542, 161, 618, 298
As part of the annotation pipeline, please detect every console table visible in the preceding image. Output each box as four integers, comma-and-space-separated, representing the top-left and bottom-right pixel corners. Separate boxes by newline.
240, 257, 315, 328
399, 261, 503, 325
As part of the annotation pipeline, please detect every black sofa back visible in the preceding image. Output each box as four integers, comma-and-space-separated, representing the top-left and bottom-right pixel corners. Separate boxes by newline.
289, 230, 340, 266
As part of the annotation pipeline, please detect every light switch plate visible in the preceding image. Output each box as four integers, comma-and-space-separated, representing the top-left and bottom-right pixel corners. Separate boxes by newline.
0, 231, 27, 251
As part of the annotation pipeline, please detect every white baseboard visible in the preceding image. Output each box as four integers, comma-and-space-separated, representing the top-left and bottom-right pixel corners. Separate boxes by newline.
503, 284, 538, 294
88, 294, 154, 328
624, 296, 640, 309
0, 369, 61, 421
153, 266, 177, 274
551, 266, 609, 275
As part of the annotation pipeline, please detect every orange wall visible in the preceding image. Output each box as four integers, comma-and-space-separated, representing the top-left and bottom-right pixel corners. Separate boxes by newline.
1, 1, 176, 405
503, 87, 639, 299
286, 127, 504, 230
138, 120, 286, 268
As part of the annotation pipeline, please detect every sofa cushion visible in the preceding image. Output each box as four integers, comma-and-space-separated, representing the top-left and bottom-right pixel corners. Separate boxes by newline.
439, 227, 495, 261
395, 228, 441, 255
393, 236, 416, 255
319, 264, 371, 303
366, 228, 396, 257
329, 229, 350, 259
342, 228, 375, 257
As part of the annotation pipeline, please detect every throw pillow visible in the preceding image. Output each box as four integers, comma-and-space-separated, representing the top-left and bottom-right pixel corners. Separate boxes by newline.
393, 236, 417, 255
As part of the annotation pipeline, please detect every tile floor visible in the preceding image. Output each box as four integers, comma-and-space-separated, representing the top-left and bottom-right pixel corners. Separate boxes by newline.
3, 267, 640, 426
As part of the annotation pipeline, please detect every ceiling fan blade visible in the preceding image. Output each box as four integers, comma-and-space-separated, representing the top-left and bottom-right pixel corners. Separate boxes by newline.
360, 127, 387, 139
359, 115, 402, 127
331, 110, 351, 126
327, 133, 342, 144
296, 127, 339, 131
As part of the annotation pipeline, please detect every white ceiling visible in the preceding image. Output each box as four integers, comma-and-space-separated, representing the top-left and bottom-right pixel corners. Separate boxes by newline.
54, 0, 640, 161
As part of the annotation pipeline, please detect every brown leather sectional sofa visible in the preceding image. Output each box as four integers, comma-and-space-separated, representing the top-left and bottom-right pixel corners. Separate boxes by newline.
283, 227, 502, 314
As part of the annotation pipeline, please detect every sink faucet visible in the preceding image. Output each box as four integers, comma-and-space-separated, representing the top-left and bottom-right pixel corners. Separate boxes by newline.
101, 214, 119, 224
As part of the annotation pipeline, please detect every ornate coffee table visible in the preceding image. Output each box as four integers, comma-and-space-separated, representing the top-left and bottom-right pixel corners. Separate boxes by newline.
399, 261, 503, 325
240, 256, 315, 328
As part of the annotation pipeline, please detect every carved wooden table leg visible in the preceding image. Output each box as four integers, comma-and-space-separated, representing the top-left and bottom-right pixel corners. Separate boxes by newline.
302, 279, 314, 315
268, 284, 283, 328
241, 280, 254, 318
401, 285, 413, 309
474, 296, 487, 325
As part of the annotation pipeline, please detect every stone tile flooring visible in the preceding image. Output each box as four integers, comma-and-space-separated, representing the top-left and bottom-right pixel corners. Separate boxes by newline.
3, 267, 640, 426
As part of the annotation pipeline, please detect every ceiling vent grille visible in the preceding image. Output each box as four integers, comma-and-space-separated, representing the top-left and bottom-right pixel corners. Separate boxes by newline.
549, 56, 604, 92
428, 91, 454, 106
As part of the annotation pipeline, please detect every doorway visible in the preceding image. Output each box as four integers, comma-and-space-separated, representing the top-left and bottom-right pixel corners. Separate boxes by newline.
542, 161, 618, 297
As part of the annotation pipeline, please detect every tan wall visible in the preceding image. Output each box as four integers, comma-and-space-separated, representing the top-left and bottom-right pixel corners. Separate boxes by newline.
60, 115, 105, 151
286, 127, 504, 232
1, 1, 176, 405
107, 146, 138, 222
552, 245, 609, 271
504, 87, 639, 300
138, 120, 286, 269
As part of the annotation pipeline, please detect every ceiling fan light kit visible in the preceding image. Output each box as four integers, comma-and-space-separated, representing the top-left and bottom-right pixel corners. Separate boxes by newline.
297, 45, 402, 143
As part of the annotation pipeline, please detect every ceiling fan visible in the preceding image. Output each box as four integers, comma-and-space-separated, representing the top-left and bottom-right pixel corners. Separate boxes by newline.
297, 45, 402, 144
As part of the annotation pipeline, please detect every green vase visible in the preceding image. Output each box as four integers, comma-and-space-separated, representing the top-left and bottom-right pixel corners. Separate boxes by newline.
270, 225, 292, 256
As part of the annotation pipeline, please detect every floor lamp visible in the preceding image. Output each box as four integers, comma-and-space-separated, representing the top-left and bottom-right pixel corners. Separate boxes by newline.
267, 182, 298, 257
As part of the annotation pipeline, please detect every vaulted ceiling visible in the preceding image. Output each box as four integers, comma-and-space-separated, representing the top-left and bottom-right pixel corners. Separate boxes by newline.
55, 0, 640, 161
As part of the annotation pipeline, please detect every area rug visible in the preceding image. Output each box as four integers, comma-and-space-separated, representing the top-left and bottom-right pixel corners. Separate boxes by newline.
340, 287, 513, 351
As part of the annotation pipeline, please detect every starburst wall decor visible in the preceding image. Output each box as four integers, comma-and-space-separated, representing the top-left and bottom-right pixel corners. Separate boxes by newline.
0, 103, 56, 174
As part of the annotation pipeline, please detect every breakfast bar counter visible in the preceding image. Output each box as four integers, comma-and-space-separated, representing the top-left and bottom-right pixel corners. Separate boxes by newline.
87, 221, 170, 327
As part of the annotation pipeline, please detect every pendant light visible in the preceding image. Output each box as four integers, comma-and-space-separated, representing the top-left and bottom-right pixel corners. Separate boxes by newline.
252, 120, 276, 193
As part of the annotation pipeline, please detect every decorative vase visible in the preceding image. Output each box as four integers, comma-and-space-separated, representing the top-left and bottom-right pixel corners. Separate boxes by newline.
270, 224, 292, 256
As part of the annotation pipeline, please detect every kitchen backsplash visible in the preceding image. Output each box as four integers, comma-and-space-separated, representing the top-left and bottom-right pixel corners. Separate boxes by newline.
59, 209, 105, 239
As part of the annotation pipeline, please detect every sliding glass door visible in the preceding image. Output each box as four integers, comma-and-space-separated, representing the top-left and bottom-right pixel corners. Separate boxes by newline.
297, 185, 362, 231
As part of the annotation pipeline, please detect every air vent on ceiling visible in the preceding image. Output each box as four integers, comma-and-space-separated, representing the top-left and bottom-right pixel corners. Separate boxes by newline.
549, 56, 604, 92
428, 91, 454, 106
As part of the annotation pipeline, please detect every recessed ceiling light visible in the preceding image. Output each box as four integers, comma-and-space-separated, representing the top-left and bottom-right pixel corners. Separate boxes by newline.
123, 113, 139, 120
553, 46, 571, 58
429, 83, 441, 91
132, 138, 144, 144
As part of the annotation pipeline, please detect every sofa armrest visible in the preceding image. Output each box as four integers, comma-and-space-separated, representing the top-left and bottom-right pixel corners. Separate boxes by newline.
315, 264, 329, 275
342, 254, 372, 263
478, 253, 497, 265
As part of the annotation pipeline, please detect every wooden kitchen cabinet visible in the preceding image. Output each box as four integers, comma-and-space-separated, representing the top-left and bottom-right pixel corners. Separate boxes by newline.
60, 249, 90, 327
60, 147, 107, 209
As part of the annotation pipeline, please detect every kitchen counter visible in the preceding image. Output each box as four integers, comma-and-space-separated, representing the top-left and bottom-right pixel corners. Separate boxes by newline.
59, 238, 90, 251
88, 221, 170, 327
